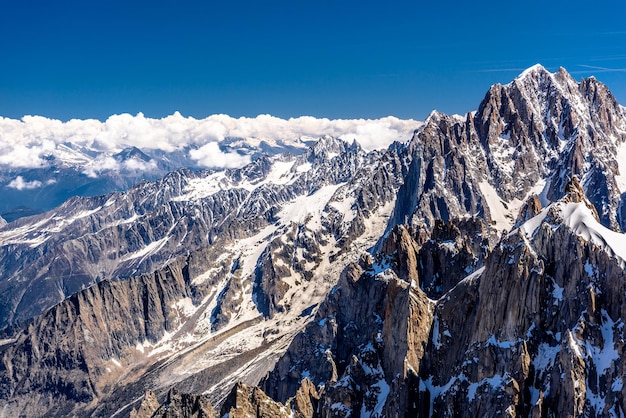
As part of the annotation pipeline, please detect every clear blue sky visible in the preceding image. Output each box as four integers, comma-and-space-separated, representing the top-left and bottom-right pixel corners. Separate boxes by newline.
1, 0, 625, 121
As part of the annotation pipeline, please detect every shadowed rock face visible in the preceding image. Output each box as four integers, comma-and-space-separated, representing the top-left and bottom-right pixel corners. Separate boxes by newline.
0, 258, 197, 417
418, 180, 626, 417
391, 65, 626, 235
259, 179, 626, 417
0, 137, 413, 416
130, 388, 217, 418
261, 226, 436, 417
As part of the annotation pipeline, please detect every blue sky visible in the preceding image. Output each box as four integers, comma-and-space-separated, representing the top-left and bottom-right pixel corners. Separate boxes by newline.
1, 0, 625, 121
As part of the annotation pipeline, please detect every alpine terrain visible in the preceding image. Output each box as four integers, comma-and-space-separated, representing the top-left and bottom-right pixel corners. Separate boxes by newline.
1, 64, 626, 417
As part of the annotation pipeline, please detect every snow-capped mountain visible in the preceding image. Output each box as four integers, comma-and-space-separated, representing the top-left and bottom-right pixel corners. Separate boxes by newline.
1, 65, 626, 417
0, 114, 418, 221
0, 134, 412, 417
260, 177, 626, 417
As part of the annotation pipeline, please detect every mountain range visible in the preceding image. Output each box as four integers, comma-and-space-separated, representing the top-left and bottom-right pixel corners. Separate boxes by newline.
0, 114, 418, 222
0, 64, 625, 417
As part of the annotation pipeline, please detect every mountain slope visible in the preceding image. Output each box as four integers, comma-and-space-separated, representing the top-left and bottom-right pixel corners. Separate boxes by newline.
1, 65, 626, 417
390, 65, 626, 235
0, 114, 418, 220
261, 178, 626, 417
0, 137, 412, 416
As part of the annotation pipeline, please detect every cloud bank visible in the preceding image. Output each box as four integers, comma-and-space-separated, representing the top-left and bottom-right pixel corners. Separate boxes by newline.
0, 113, 420, 170
7, 176, 56, 190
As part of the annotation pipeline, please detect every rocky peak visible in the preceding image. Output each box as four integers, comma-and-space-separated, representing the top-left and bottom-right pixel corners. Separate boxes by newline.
380, 224, 422, 285
514, 194, 543, 227
400, 64, 626, 234
309, 135, 353, 160
562, 175, 601, 221
130, 388, 217, 418
417, 181, 626, 416
114, 146, 153, 163
220, 382, 291, 418
129, 391, 161, 418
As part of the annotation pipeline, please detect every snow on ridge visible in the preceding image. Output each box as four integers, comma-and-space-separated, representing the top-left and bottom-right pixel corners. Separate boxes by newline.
615, 141, 626, 193
559, 202, 626, 262
478, 180, 545, 233
172, 159, 300, 202
521, 200, 626, 264
122, 237, 169, 262
516, 63, 549, 80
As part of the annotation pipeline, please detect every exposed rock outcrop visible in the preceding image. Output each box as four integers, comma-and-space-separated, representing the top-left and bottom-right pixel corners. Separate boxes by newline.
418, 181, 626, 416
262, 225, 436, 417
130, 388, 217, 418
260, 179, 626, 417
1, 65, 626, 417
220, 382, 291, 418
0, 258, 198, 417
390, 65, 626, 238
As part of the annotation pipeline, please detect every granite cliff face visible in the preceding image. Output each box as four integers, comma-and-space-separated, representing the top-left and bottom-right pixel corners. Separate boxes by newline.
258, 179, 626, 417
418, 179, 626, 417
1, 65, 626, 417
391, 65, 626, 235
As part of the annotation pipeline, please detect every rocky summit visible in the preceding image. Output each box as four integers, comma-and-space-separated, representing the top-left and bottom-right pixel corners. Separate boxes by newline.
1, 65, 626, 417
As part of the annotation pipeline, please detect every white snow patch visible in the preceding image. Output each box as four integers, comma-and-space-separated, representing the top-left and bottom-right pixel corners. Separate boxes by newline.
278, 183, 343, 228
420, 375, 462, 417
328, 195, 356, 223
264, 161, 296, 185
172, 172, 229, 201
172, 297, 197, 318
296, 162, 312, 172
486, 335, 518, 349
568, 330, 584, 359
432, 316, 442, 349
560, 202, 626, 264
71, 207, 102, 220
615, 141, 626, 194
438, 240, 458, 253
458, 266, 485, 287
521, 200, 626, 266
551, 281, 564, 305
532, 343, 560, 372
587, 310, 619, 374
364, 378, 390, 417
479, 181, 518, 232
122, 237, 169, 261
467, 374, 505, 402
224, 224, 277, 283
521, 207, 550, 237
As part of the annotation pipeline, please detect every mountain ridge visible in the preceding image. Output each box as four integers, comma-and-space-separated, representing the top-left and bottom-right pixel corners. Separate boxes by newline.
0, 115, 419, 220
1, 65, 626, 416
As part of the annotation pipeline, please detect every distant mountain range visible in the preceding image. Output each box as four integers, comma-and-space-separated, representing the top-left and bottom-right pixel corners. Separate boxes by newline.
0, 114, 418, 221
1, 65, 626, 417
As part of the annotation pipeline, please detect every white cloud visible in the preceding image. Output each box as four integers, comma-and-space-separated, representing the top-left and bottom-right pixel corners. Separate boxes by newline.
190, 142, 251, 168
7, 176, 43, 190
122, 158, 158, 172
82, 156, 120, 178
0, 113, 420, 170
